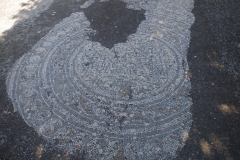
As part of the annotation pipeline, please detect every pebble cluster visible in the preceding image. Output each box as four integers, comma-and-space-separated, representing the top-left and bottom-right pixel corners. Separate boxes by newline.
7, 0, 195, 159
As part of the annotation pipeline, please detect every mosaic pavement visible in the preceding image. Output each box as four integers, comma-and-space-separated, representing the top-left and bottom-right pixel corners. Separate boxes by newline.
7, 0, 195, 159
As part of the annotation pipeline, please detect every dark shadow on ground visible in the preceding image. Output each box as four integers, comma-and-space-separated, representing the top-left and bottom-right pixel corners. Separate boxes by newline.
176, 0, 240, 159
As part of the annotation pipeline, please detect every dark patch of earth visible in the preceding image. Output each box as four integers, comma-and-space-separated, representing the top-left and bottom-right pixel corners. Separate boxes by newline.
176, 0, 240, 159
83, 0, 145, 49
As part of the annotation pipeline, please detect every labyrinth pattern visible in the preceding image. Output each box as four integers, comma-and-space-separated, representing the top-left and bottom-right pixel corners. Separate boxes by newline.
7, 0, 195, 159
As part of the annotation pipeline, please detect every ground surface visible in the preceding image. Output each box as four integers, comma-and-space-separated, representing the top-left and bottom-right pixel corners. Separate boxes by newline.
0, 0, 239, 159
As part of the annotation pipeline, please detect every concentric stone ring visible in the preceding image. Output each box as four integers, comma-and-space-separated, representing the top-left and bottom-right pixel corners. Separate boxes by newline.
7, 0, 195, 159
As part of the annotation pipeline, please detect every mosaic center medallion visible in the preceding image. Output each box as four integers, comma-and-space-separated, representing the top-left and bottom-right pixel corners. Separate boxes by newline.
7, 0, 195, 159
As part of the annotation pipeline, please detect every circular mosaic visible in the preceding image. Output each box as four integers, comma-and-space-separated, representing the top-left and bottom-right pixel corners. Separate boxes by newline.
7, 0, 195, 159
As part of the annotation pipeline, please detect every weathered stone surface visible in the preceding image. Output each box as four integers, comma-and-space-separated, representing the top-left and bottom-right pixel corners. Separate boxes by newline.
6, 0, 195, 159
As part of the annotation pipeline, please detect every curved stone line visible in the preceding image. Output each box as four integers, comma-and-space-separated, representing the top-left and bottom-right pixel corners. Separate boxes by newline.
7, 0, 195, 159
